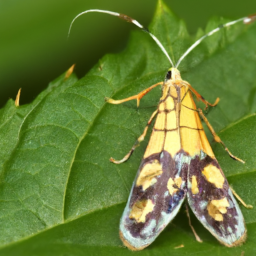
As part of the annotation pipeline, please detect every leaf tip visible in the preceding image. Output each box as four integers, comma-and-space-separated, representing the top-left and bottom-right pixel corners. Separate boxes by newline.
65, 64, 76, 80
174, 244, 184, 249
15, 88, 22, 107
155, 0, 173, 17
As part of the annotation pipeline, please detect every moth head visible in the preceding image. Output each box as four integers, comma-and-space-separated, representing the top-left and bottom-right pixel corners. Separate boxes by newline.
165, 68, 181, 81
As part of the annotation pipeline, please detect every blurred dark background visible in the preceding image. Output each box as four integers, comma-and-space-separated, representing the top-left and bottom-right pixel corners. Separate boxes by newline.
1, 0, 256, 108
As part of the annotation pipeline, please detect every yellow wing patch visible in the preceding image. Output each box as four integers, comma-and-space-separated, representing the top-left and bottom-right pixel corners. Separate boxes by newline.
167, 177, 183, 195
136, 160, 162, 190
129, 199, 155, 223
191, 175, 199, 194
202, 164, 225, 189
207, 198, 230, 222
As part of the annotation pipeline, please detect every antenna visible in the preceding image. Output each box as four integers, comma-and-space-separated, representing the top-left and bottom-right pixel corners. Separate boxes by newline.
68, 9, 174, 67
175, 14, 256, 68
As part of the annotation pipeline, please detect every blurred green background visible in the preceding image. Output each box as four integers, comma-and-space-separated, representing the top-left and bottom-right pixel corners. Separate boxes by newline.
1, 0, 256, 108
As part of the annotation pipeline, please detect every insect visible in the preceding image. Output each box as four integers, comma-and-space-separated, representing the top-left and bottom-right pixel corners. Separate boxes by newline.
69, 8, 255, 251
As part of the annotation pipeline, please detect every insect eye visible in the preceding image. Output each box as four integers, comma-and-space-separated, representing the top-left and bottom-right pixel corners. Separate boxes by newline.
166, 70, 172, 80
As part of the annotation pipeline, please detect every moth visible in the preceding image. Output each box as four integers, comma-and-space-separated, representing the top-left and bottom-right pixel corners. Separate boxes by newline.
69, 8, 255, 251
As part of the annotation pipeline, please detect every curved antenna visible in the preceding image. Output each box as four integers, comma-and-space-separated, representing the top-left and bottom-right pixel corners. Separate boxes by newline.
68, 9, 174, 67
175, 15, 256, 68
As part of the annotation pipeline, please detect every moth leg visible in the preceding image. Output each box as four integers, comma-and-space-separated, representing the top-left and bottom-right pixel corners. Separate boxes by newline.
230, 187, 253, 209
185, 204, 203, 243
105, 82, 163, 107
183, 81, 219, 109
198, 109, 245, 164
110, 110, 158, 164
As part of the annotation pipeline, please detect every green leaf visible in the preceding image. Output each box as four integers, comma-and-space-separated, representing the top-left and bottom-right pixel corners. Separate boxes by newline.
1, 0, 256, 255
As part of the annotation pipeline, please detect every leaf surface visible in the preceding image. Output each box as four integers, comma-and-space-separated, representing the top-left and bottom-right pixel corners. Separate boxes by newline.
1, 1, 256, 255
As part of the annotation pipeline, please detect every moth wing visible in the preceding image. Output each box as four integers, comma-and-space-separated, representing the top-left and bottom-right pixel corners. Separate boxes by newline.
187, 153, 246, 246
120, 150, 188, 250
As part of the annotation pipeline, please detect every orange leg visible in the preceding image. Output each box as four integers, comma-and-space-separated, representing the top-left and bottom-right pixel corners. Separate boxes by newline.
105, 82, 163, 107
183, 81, 219, 109
198, 109, 245, 164
105, 81, 163, 164
110, 110, 158, 164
